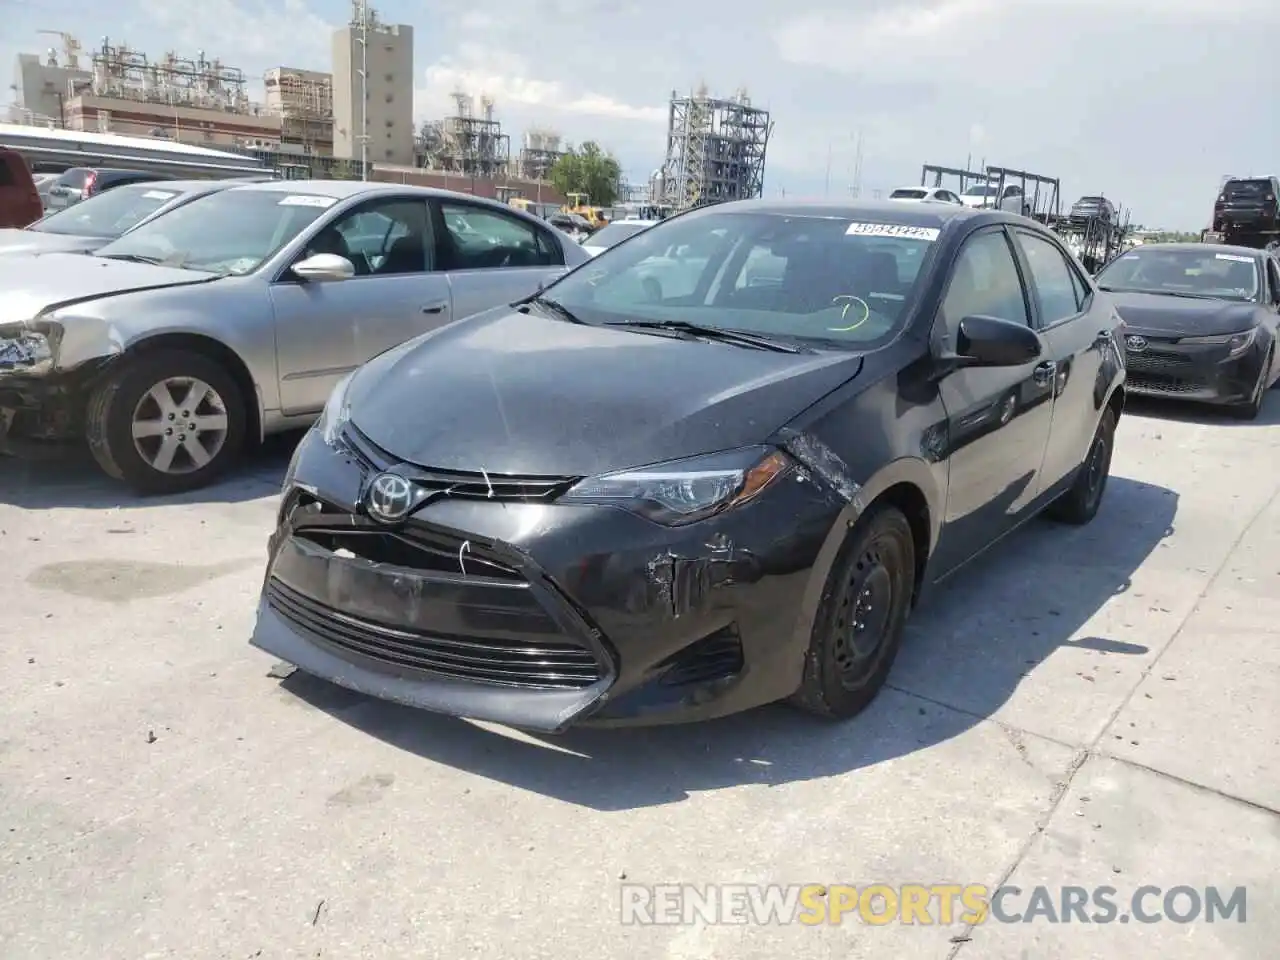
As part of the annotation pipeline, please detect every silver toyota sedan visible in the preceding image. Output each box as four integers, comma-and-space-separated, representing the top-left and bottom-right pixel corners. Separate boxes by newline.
0, 180, 590, 493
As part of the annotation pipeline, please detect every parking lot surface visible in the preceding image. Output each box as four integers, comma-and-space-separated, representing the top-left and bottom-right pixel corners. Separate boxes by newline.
2, 400, 1278, 959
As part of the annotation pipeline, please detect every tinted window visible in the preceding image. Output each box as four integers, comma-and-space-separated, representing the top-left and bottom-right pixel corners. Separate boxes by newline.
95, 189, 334, 275
0, 157, 14, 188
1016, 231, 1083, 325
545, 211, 940, 348
1223, 179, 1271, 199
30, 184, 187, 238
890, 189, 928, 199
940, 229, 1029, 331
324, 199, 432, 275
1095, 248, 1260, 302
440, 202, 557, 270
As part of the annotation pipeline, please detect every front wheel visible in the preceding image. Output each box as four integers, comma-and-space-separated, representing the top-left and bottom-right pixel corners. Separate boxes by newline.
1046, 408, 1115, 525
1228, 355, 1270, 419
86, 349, 247, 495
790, 506, 916, 720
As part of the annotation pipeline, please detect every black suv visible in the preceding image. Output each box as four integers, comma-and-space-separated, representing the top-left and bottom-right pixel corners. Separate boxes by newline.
1069, 195, 1115, 222
1212, 176, 1280, 243
43, 167, 165, 213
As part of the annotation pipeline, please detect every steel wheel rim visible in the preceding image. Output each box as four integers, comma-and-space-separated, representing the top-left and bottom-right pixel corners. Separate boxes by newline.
833, 544, 897, 688
130, 376, 229, 475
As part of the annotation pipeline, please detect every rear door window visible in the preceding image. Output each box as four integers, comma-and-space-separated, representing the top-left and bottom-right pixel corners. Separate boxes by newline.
1014, 230, 1085, 326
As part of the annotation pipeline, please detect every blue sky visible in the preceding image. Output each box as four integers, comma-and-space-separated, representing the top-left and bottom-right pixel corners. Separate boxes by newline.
4, 0, 1276, 229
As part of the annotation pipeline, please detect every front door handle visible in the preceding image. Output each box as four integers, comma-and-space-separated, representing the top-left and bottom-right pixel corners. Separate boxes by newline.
421, 301, 449, 315
1033, 361, 1057, 386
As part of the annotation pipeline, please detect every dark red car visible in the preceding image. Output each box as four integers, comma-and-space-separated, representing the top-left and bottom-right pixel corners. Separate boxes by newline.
0, 147, 43, 229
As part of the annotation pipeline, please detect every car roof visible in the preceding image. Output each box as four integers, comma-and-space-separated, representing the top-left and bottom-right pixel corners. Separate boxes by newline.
217, 179, 538, 216
1129, 242, 1263, 259
694, 197, 987, 229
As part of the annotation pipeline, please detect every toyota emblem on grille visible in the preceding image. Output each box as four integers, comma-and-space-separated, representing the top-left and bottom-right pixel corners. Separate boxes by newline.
365, 472, 415, 524
1125, 335, 1148, 353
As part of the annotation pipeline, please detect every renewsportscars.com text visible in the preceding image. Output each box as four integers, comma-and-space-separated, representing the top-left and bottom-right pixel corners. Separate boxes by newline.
620, 883, 1247, 926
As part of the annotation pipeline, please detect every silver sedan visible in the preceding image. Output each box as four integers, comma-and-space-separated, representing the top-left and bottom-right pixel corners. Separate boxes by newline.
0, 180, 590, 493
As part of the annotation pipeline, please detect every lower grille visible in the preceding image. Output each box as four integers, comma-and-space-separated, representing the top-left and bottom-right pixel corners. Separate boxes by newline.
658, 627, 745, 687
266, 578, 604, 690
1126, 350, 1191, 374
1127, 374, 1206, 395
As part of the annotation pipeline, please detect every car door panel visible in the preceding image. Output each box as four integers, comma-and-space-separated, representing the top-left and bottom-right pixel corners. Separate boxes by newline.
271, 196, 451, 416
433, 199, 567, 320
1012, 228, 1110, 492
930, 226, 1056, 575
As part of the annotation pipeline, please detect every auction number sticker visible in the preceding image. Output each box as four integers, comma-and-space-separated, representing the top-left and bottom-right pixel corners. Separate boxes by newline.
141, 190, 176, 201
278, 195, 337, 208
1215, 253, 1253, 263
845, 222, 940, 241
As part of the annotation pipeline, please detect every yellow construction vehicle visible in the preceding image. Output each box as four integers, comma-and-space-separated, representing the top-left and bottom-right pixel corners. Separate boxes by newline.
562, 192, 608, 229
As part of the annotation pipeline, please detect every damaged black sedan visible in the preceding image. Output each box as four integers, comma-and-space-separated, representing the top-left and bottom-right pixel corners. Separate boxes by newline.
252, 199, 1126, 731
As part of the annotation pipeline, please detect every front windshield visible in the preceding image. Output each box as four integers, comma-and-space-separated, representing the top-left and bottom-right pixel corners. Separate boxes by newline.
1096, 248, 1260, 302
94, 188, 334, 274
963, 185, 996, 197
586, 222, 651, 248
542, 211, 939, 349
31, 183, 186, 238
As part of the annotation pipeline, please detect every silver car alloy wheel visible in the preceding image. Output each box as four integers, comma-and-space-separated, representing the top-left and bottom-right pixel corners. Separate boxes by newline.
129, 376, 230, 475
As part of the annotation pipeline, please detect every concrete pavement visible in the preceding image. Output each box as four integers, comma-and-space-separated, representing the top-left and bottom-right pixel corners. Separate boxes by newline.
1, 399, 1277, 959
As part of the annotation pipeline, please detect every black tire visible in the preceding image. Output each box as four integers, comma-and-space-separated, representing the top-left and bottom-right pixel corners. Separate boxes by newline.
1228, 355, 1269, 419
790, 506, 916, 720
1046, 408, 1116, 525
86, 349, 247, 495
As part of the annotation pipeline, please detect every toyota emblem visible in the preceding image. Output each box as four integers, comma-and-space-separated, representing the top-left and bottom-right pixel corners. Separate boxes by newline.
365, 472, 415, 524
1125, 335, 1148, 353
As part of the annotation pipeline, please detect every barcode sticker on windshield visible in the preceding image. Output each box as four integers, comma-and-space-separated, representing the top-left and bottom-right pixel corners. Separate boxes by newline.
1215, 253, 1252, 263
141, 190, 176, 201
278, 195, 337, 208
845, 222, 940, 241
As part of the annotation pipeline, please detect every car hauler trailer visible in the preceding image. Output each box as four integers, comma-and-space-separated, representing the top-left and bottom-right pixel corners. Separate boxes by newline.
0, 123, 271, 179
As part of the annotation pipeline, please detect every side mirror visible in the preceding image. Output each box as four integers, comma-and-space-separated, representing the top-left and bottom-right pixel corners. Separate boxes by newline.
954, 314, 1044, 367
292, 253, 354, 282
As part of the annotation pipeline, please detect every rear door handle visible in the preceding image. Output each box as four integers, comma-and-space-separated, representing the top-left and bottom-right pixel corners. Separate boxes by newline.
1033, 361, 1057, 386
421, 301, 449, 315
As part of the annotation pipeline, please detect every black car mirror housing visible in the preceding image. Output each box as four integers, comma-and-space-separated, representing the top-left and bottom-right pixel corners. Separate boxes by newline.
952, 314, 1044, 368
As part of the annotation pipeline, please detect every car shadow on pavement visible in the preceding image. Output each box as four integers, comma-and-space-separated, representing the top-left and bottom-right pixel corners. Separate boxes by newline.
280, 473, 1178, 811
0, 431, 303, 510
1123, 389, 1280, 427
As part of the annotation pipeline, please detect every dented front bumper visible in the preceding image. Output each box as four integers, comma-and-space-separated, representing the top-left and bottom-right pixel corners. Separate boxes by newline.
251, 427, 848, 730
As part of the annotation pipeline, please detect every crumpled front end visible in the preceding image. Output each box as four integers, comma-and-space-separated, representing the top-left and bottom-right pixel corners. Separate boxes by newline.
251, 425, 850, 731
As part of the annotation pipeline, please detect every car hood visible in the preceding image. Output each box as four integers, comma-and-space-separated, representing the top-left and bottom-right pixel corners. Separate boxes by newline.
959, 195, 990, 208
1109, 291, 1260, 337
0, 228, 108, 258
347, 308, 865, 476
0, 252, 216, 324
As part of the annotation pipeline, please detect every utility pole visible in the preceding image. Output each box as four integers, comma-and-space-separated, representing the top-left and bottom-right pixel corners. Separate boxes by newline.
823, 141, 832, 197
357, 0, 369, 180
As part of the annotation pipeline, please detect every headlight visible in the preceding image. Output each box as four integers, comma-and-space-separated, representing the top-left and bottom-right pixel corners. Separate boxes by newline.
0, 321, 61, 376
559, 445, 792, 526
316, 371, 355, 446
1179, 328, 1257, 357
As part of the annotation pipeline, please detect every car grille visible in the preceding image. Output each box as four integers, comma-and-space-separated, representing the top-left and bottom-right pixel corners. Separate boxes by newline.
1126, 374, 1205, 395
1125, 350, 1192, 374
267, 578, 604, 690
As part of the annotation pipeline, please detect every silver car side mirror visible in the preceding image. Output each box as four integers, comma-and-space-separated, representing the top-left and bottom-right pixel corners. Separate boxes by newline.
292, 253, 355, 282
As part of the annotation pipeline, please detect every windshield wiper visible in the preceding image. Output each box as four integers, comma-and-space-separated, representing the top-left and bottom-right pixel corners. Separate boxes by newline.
97, 252, 165, 265
605, 319, 803, 353
519, 295, 587, 324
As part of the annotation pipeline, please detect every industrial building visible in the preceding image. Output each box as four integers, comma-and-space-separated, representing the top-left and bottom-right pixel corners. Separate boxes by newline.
331, 0, 414, 166
264, 67, 333, 155
658, 85, 773, 211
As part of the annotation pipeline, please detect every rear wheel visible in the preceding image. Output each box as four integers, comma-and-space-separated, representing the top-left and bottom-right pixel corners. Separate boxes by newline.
1046, 408, 1115, 525
86, 349, 247, 495
790, 507, 916, 720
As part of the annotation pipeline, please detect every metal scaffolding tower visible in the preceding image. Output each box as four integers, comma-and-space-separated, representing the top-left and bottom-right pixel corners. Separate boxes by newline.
660, 85, 772, 212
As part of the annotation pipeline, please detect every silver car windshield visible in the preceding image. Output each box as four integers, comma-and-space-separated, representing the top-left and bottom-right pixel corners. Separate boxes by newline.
94, 188, 334, 274
30, 183, 187, 239
541, 211, 939, 349
1096, 249, 1260, 302
586, 222, 651, 248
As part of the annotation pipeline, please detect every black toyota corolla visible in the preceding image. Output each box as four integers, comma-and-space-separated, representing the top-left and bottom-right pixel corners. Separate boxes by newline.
252, 199, 1126, 731
1094, 243, 1280, 419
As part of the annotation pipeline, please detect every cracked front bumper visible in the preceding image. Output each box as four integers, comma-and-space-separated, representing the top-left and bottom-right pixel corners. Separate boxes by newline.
250, 427, 847, 730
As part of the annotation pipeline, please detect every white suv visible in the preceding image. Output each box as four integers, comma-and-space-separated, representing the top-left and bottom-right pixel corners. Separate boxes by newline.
959, 182, 1028, 215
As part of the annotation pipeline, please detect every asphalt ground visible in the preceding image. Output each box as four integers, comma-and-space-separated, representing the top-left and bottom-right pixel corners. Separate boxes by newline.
2, 395, 1277, 959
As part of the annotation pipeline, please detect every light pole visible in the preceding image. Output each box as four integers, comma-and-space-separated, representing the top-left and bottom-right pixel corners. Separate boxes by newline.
357, 0, 369, 180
